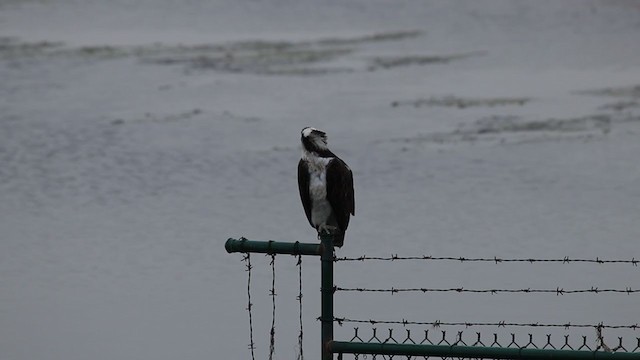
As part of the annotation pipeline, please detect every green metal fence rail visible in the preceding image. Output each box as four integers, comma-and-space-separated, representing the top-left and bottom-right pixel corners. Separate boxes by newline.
224, 236, 640, 360
329, 341, 640, 360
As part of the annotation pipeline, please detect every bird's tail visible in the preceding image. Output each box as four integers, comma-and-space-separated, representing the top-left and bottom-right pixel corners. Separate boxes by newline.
333, 231, 345, 248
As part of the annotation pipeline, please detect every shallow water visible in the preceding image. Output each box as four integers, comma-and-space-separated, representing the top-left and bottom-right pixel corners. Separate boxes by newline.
1, 1, 640, 359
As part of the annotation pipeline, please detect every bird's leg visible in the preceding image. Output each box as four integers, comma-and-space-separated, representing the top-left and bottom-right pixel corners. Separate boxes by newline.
317, 224, 338, 237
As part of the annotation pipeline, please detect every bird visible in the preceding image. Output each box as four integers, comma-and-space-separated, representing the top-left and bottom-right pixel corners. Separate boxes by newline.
298, 127, 355, 247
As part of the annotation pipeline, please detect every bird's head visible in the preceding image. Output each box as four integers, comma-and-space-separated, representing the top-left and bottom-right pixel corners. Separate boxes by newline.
301, 127, 328, 153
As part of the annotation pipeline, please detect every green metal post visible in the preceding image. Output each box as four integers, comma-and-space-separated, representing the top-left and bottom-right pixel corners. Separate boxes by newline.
329, 341, 640, 360
320, 233, 334, 360
225, 238, 321, 256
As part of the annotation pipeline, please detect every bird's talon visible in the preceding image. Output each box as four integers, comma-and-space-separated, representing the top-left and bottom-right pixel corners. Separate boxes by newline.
317, 225, 337, 235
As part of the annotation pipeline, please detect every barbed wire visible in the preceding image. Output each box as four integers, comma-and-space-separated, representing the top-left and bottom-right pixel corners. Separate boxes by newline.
234, 244, 640, 359
242, 254, 256, 360
334, 286, 640, 295
241, 250, 305, 360
296, 254, 304, 360
269, 254, 276, 360
333, 317, 640, 330
334, 255, 639, 265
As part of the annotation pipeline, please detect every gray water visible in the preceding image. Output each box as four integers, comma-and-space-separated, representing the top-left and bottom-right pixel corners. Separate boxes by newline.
1, 1, 640, 359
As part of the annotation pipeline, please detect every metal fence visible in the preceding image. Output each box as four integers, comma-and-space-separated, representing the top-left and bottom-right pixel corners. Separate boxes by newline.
225, 235, 640, 360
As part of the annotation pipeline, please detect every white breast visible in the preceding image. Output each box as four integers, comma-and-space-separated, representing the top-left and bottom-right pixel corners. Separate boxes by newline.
303, 152, 334, 227
309, 169, 327, 199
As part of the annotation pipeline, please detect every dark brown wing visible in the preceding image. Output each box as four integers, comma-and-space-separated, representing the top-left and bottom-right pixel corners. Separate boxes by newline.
297, 159, 314, 228
326, 157, 355, 233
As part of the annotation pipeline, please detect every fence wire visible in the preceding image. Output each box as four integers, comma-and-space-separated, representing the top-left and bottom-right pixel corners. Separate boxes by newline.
269, 254, 276, 360
242, 254, 256, 360
334, 255, 640, 265
334, 286, 640, 295
333, 317, 640, 330
231, 240, 640, 359
297, 254, 304, 360
241, 249, 307, 360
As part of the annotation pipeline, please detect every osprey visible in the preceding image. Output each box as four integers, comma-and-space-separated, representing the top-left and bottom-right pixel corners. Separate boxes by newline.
298, 127, 355, 247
